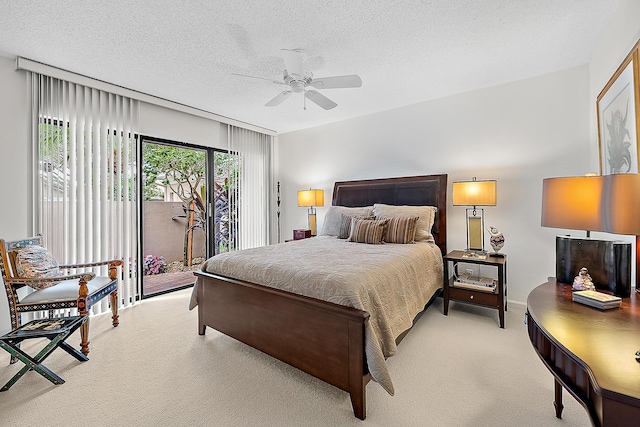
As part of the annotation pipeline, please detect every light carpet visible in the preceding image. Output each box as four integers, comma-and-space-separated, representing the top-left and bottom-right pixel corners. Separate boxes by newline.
0, 289, 591, 426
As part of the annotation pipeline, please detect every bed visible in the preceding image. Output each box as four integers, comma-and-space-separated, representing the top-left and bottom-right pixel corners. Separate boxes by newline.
190, 174, 447, 419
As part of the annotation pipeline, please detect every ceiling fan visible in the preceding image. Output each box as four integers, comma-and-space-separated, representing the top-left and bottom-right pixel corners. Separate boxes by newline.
233, 49, 362, 110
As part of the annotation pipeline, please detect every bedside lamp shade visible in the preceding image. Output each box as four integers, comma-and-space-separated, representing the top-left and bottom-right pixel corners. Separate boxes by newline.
298, 189, 324, 236
297, 189, 324, 208
452, 178, 497, 252
452, 180, 497, 207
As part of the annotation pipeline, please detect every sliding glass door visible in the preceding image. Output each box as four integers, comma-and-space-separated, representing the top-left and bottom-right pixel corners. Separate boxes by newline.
141, 138, 207, 297
140, 137, 238, 297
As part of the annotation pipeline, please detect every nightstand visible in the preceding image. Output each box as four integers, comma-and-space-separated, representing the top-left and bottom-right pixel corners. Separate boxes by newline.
443, 250, 507, 328
285, 230, 313, 242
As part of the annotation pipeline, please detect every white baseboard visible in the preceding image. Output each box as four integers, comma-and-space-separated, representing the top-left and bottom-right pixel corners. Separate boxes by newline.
507, 299, 526, 310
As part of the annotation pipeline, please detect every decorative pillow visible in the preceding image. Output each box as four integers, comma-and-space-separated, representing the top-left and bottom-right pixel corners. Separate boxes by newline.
14, 245, 62, 290
373, 204, 437, 243
381, 216, 419, 244
338, 213, 374, 239
320, 206, 374, 236
347, 218, 389, 244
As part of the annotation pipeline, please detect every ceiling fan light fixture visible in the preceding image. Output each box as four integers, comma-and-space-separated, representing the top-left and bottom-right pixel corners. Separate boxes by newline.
291, 81, 305, 93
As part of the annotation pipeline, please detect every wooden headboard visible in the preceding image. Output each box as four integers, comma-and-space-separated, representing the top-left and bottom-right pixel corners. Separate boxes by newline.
332, 174, 447, 256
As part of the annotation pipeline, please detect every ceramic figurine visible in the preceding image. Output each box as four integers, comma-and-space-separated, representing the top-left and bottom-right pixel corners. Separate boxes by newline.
487, 226, 505, 256
572, 267, 595, 291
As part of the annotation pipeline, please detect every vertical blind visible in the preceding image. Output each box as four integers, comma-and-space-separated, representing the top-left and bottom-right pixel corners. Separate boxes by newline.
27, 71, 273, 317
28, 73, 140, 314
227, 125, 273, 250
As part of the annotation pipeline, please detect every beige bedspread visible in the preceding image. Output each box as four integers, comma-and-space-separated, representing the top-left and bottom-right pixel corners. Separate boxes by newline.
188, 235, 443, 395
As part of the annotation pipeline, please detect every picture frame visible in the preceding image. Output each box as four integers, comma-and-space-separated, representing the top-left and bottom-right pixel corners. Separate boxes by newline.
597, 40, 640, 175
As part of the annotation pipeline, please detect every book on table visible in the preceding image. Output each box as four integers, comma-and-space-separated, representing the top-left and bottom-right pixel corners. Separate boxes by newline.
572, 290, 622, 310
453, 275, 497, 293
457, 274, 496, 286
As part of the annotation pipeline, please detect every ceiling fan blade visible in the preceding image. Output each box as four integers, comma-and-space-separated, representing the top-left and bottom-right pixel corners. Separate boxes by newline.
305, 90, 337, 110
309, 75, 362, 89
281, 49, 304, 78
231, 72, 286, 85
265, 91, 292, 106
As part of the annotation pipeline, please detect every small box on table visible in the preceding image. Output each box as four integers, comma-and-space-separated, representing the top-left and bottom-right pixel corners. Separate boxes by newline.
293, 229, 311, 240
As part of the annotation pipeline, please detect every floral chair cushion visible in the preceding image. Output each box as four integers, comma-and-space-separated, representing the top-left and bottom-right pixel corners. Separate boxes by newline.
14, 245, 62, 290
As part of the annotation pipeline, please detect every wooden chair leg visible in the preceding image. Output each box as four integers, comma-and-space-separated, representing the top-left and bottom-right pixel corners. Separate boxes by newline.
8, 313, 19, 364
110, 290, 119, 327
78, 276, 90, 356
80, 317, 90, 356
108, 261, 121, 328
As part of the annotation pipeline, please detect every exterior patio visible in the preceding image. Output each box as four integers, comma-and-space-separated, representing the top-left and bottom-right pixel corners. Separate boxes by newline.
143, 270, 198, 295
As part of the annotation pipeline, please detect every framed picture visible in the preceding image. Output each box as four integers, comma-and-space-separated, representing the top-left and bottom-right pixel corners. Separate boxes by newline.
597, 40, 640, 175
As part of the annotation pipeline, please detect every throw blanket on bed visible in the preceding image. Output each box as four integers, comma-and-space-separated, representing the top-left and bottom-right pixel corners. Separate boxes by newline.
188, 235, 443, 395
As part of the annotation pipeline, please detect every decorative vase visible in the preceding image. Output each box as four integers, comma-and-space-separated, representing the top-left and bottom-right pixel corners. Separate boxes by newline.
487, 226, 505, 256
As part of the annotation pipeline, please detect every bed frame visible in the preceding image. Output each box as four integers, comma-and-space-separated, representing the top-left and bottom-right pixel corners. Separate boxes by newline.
194, 174, 447, 419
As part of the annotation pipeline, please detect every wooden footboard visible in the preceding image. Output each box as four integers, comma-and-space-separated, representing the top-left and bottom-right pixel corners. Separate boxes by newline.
194, 271, 372, 419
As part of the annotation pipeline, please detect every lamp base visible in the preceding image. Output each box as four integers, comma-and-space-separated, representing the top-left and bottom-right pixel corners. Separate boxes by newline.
556, 235, 631, 297
465, 208, 485, 253
308, 211, 317, 236
489, 252, 505, 258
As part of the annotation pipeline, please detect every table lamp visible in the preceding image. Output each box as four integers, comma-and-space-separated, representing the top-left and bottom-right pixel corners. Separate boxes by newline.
298, 189, 324, 236
452, 177, 497, 253
541, 174, 634, 297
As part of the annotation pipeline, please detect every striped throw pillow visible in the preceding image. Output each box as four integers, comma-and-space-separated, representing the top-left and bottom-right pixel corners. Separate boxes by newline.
382, 216, 419, 244
347, 218, 389, 244
338, 213, 373, 239
373, 204, 437, 243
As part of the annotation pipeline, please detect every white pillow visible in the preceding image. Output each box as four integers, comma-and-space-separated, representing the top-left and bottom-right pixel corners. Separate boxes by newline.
320, 206, 374, 236
373, 204, 437, 243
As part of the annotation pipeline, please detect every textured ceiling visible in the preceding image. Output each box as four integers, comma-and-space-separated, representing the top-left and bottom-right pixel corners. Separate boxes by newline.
0, 1, 620, 134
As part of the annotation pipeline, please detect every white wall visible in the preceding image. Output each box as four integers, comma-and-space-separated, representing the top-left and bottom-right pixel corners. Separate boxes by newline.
278, 65, 591, 305
0, 57, 29, 239
0, 55, 28, 334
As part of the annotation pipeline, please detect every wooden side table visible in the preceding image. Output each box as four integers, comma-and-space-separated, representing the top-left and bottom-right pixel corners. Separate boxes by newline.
0, 316, 88, 391
443, 250, 507, 328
